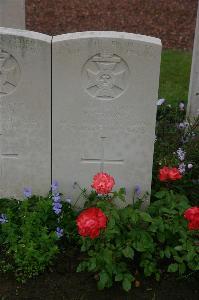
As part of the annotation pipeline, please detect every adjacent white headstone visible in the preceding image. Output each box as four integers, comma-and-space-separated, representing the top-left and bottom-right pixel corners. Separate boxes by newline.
187, 1, 199, 117
0, 0, 25, 29
52, 31, 162, 206
0, 28, 51, 198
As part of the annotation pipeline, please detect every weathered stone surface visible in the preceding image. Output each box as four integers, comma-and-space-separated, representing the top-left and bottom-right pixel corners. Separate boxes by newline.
187, 1, 199, 117
0, 28, 51, 198
52, 31, 162, 206
0, 0, 25, 29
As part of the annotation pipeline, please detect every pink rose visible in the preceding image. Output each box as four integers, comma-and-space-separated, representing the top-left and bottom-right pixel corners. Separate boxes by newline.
91, 172, 115, 194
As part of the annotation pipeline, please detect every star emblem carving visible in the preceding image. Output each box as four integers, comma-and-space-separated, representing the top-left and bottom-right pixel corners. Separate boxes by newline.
83, 53, 129, 99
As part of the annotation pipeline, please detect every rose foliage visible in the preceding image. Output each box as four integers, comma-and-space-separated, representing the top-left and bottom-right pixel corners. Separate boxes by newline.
76, 183, 199, 291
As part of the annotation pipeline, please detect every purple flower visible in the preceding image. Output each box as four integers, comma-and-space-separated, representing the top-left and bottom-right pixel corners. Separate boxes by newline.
56, 227, 64, 238
179, 101, 185, 111
51, 180, 59, 192
176, 148, 186, 161
177, 121, 189, 130
53, 193, 61, 202
53, 202, 62, 209
156, 98, 165, 106
51, 182, 62, 215
23, 187, 32, 198
0, 214, 8, 224
53, 202, 62, 215
53, 207, 62, 215
188, 163, 193, 169
178, 163, 186, 174
134, 184, 141, 197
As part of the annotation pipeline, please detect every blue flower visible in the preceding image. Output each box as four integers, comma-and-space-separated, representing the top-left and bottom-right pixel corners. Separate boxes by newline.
134, 184, 141, 197
176, 148, 186, 161
156, 98, 165, 106
23, 187, 32, 198
54, 208, 62, 215
0, 214, 8, 224
53, 193, 61, 202
56, 227, 64, 238
53, 202, 62, 209
179, 101, 185, 111
51, 180, 59, 192
53, 202, 62, 215
178, 163, 186, 174
51, 182, 62, 215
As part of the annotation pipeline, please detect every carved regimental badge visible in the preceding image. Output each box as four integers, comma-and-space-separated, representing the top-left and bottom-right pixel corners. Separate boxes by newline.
82, 53, 129, 99
0, 50, 21, 96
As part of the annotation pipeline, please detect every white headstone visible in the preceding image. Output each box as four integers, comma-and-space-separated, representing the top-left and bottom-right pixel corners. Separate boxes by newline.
0, 28, 51, 198
0, 0, 25, 29
187, 1, 199, 117
52, 31, 162, 206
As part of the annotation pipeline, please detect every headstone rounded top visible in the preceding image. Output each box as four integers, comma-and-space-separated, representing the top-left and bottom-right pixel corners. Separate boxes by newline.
0, 27, 51, 42
53, 31, 162, 46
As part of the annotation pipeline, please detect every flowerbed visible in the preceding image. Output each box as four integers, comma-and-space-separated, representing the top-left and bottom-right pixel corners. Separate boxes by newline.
0, 101, 199, 293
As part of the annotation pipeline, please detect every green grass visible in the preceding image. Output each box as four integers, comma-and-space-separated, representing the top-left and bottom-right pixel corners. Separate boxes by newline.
159, 49, 192, 105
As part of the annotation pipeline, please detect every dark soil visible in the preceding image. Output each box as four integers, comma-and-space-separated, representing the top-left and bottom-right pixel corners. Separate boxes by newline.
0, 249, 198, 300
26, 0, 198, 50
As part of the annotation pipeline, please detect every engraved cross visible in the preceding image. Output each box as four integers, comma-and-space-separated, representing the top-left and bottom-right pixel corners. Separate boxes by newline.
81, 136, 124, 171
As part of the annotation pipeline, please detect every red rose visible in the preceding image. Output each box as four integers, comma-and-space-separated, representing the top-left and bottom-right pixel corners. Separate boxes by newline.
184, 207, 199, 230
76, 207, 107, 239
159, 166, 182, 181
168, 168, 182, 180
91, 172, 115, 194
188, 220, 199, 230
159, 166, 170, 181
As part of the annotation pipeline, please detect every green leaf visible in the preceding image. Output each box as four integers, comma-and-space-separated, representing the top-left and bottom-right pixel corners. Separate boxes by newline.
155, 272, 161, 281
130, 212, 139, 223
168, 263, 178, 273
119, 187, 126, 195
122, 246, 134, 259
108, 217, 115, 228
164, 247, 171, 258
122, 274, 133, 292
155, 191, 167, 199
173, 255, 183, 263
159, 250, 164, 258
140, 212, 153, 222
115, 273, 123, 282
174, 245, 183, 251
178, 263, 186, 274
98, 271, 110, 290
88, 258, 96, 271
102, 249, 112, 264
76, 262, 87, 272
